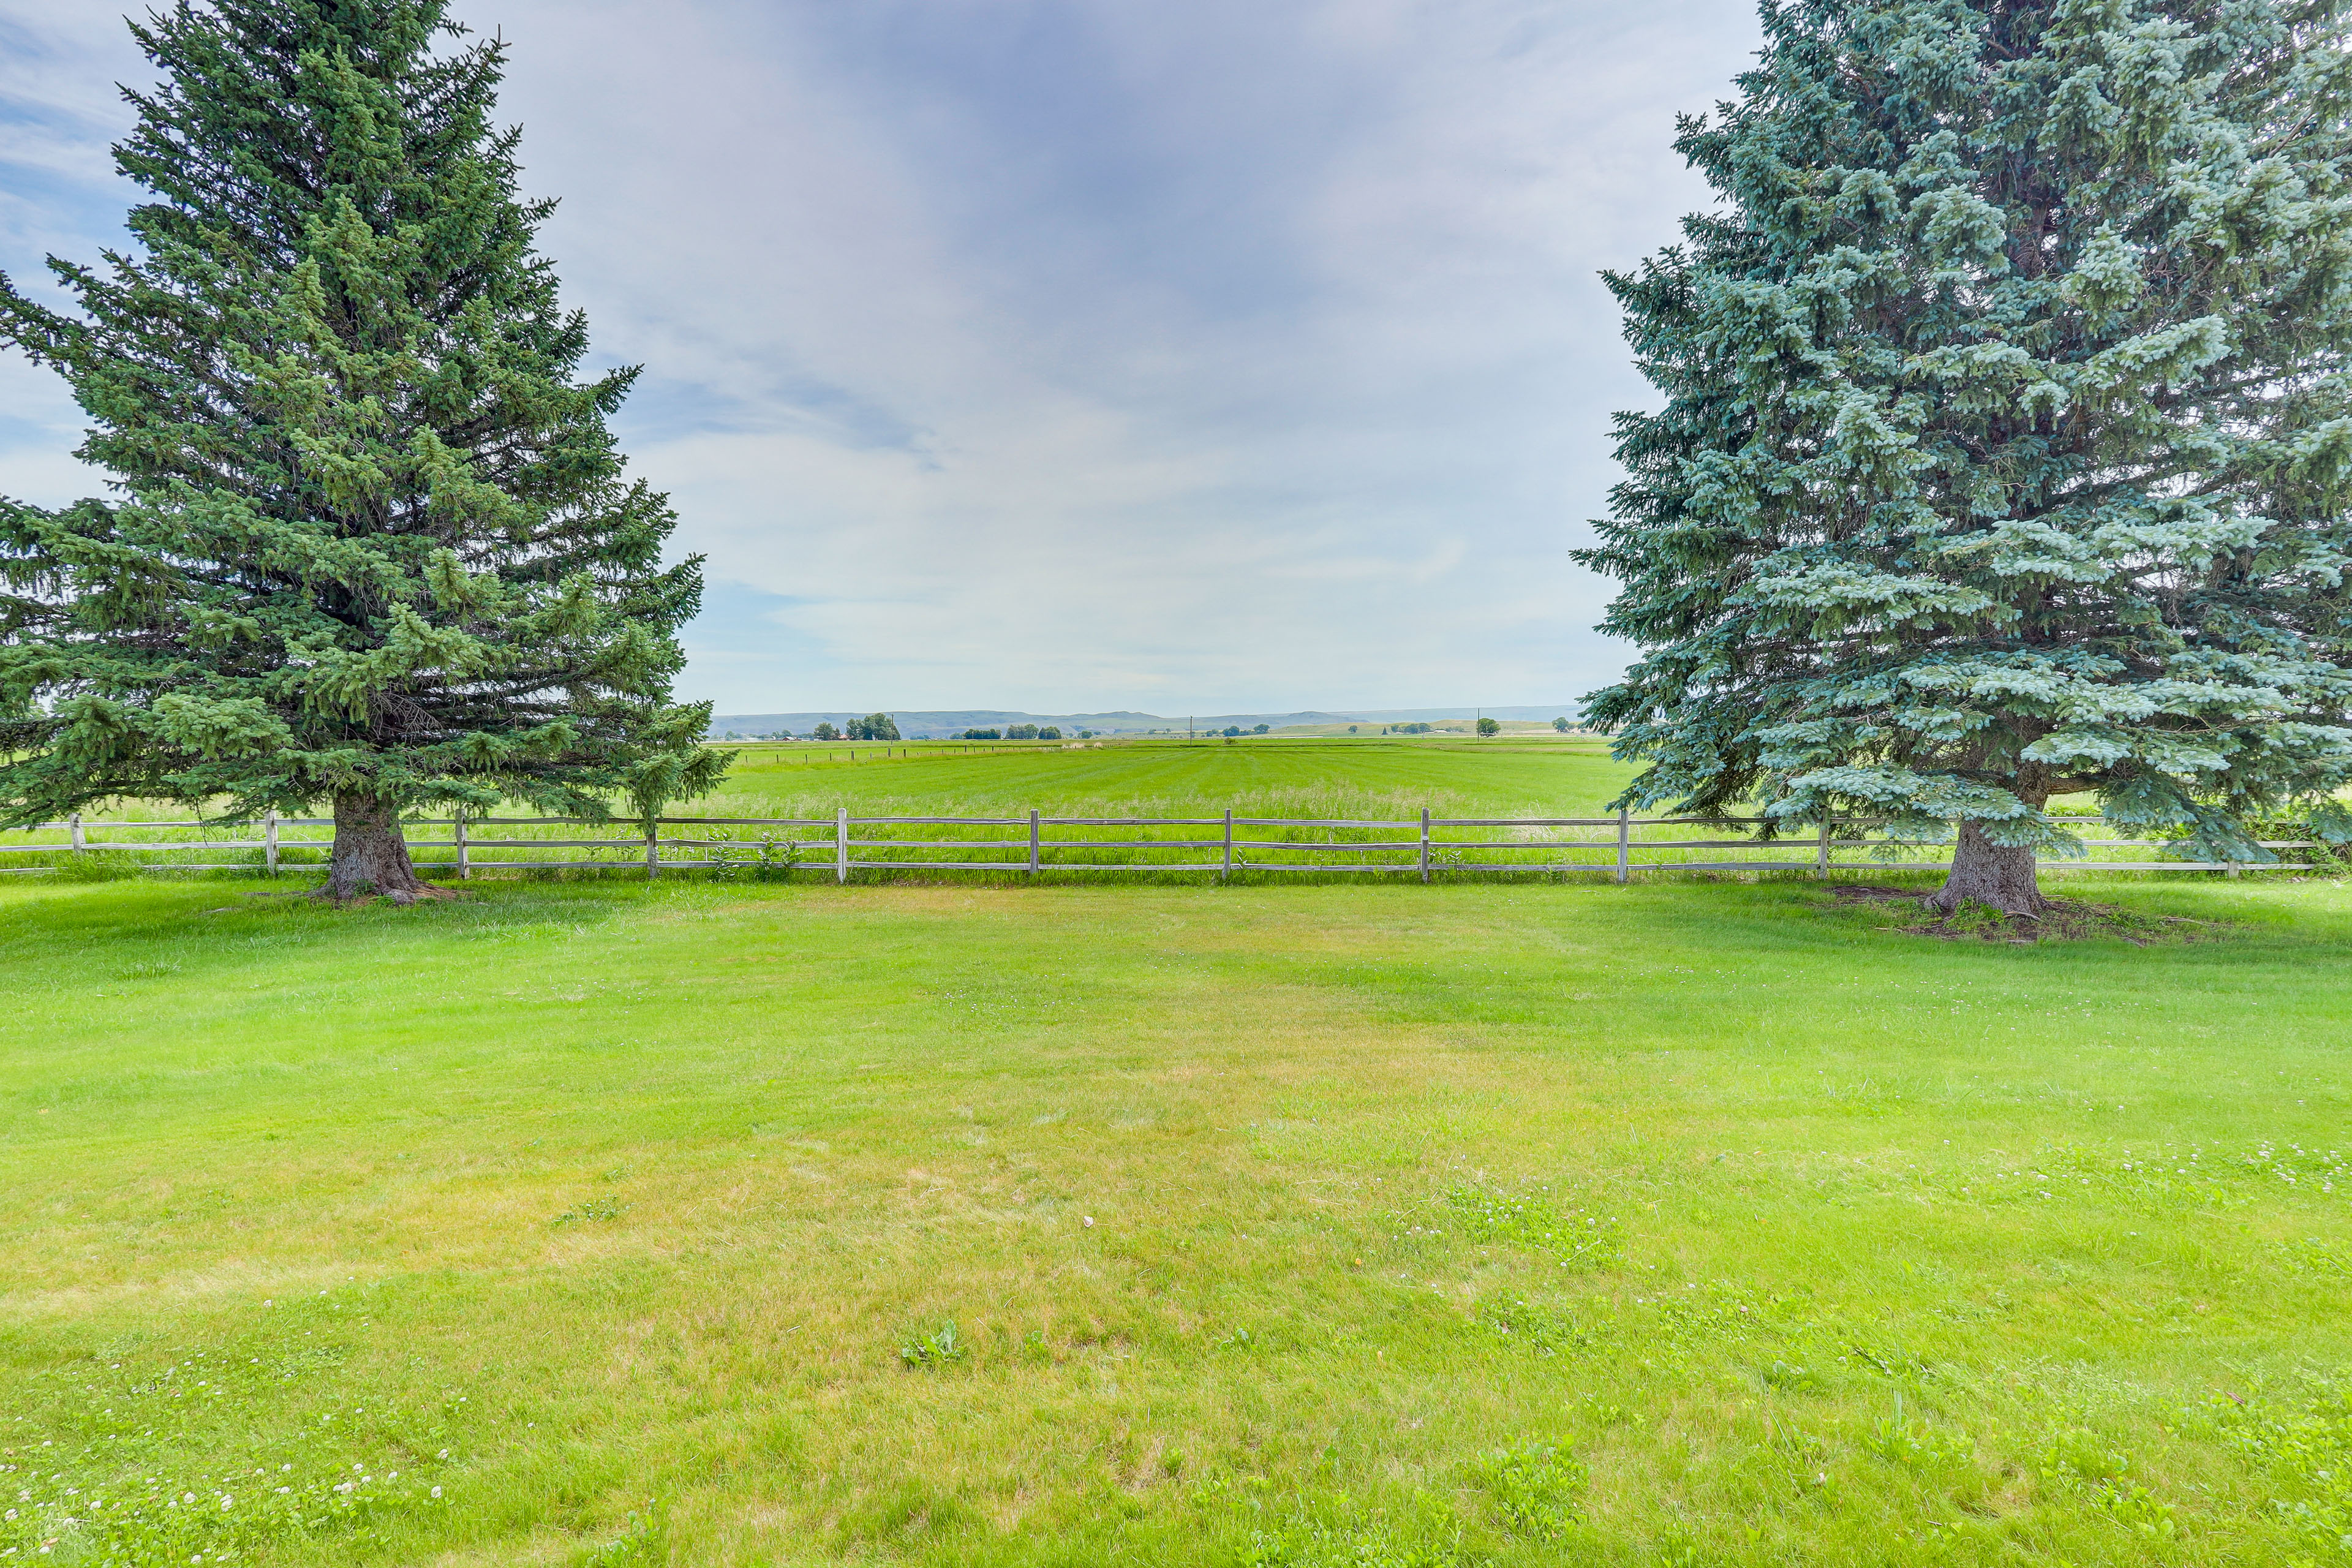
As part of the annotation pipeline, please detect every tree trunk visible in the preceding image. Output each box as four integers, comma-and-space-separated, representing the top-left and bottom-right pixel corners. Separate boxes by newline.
1929, 820, 2052, 917
322, 791, 442, 902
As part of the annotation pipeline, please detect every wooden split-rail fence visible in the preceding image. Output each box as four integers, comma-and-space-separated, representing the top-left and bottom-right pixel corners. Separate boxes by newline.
0, 811, 2324, 882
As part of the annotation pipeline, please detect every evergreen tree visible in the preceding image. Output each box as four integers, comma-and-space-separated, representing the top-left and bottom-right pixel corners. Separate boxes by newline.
0, 0, 722, 900
1578, 0, 2352, 913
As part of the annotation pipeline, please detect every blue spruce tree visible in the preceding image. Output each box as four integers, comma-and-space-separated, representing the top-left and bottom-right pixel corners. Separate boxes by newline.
1581, 0, 2352, 913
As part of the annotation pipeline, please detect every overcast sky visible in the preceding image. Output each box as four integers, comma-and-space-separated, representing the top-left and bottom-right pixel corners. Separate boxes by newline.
0, 0, 1760, 716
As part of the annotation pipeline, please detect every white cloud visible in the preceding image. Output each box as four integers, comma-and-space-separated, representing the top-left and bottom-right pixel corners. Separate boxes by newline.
0, 0, 1762, 714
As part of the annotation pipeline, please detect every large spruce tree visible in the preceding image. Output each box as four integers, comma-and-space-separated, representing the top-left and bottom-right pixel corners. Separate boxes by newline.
1579, 0, 2352, 913
0, 0, 721, 900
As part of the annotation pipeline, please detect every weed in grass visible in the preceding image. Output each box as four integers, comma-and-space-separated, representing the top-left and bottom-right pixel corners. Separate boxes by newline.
1638, 1280, 1776, 1348
2274, 1238, 2352, 1278
1439, 1185, 1626, 1270
2035, 1428, 2179, 1540
1859, 1398, 1975, 1471
0, 1456, 453, 1565
1841, 1340, 1928, 1381
2209, 1380, 2352, 1563
1239, 1506, 1463, 1568
899, 1322, 967, 1370
1760, 1360, 1828, 1395
1577, 1397, 1642, 1431
1763, 1417, 1828, 1468
578, 1509, 664, 1562
0, 1325, 464, 1566
703, 831, 801, 884
1468, 1438, 1586, 1541
551, 1198, 624, 1226
1478, 1297, 1610, 1355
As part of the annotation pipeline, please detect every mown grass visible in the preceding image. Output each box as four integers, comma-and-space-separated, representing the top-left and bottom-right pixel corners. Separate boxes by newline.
4, 843, 2351, 1565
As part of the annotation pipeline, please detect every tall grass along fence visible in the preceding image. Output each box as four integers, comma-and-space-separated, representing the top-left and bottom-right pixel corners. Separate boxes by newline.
3, 810, 2337, 884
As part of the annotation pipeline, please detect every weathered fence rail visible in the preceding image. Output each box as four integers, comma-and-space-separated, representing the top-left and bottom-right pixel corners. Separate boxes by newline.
0, 810, 2325, 883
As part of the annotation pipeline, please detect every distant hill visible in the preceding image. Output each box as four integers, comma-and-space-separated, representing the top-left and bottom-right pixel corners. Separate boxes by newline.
707, 706, 1581, 738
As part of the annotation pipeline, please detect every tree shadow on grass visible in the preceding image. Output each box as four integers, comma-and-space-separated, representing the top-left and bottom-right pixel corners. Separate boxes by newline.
1828, 884, 2229, 945
0, 876, 635, 973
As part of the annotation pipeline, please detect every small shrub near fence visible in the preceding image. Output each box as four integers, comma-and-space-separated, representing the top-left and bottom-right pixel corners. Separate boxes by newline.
0, 810, 2339, 885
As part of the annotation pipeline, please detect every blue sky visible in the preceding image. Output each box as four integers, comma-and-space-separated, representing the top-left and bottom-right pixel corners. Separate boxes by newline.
0, 0, 1761, 715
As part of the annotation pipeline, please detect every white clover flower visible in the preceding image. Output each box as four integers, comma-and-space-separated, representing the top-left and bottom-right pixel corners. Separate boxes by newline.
431, 1487, 442, 1498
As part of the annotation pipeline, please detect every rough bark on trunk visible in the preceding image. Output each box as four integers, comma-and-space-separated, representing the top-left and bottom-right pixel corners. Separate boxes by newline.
322, 791, 443, 902
1929, 819, 2052, 916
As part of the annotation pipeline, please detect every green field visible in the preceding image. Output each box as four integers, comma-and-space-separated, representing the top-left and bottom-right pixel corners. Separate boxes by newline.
5, 743, 2351, 1566
697, 736, 1624, 819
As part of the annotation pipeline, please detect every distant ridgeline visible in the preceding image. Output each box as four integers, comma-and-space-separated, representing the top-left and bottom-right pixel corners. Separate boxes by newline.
707, 707, 1583, 739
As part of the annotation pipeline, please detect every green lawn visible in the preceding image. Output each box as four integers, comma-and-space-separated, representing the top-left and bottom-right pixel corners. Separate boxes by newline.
4, 748, 2351, 1566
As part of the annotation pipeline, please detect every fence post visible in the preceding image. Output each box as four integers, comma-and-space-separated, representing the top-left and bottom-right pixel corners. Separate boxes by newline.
1817, 817, 1831, 880
69, 812, 84, 865
1615, 808, 1630, 884
1419, 809, 1431, 884
836, 808, 850, 884
453, 815, 469, 881
1028, 809, 1041, 877
263, 810, 279, 877
645, 820, 660, 880
1223, 809, 1234, 881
